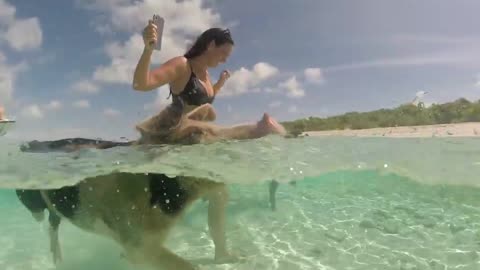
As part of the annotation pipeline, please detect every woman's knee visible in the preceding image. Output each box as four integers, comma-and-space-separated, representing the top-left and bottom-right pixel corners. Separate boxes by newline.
187, 104, 216, 121
207, 108, 216, 121
203, 104, 216, 121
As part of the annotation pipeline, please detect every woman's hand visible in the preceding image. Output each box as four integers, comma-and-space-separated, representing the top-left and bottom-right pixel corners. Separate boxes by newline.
142, 20, 158, 51
213, 70, 231, 94
218, 70, 231, 84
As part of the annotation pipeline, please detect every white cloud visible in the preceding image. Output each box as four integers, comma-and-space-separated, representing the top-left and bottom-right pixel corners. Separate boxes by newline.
475, 74, 480, 87
44, 100, 62, 110
221, 62, 279, 97
0, 54, 15, 102
0, 1, 41, 103
77, 0, 222, 35
0, 0, 15, 25
4, 17, 42, 51
18, 101, 61, 120
279, 76, 305, 98
21, 104, 43, 119
73, 99, 90, 108
94, 24, 113, 36
90, 18, 114, 36
0, 51, 28, 103
77, 0, 224, 86
304, 68, 325, 84
104, 108, 121, 117
0, 0, 43, 51
92, 32, 189, 85
71, 79, 100, 94
253, 62, 279, 80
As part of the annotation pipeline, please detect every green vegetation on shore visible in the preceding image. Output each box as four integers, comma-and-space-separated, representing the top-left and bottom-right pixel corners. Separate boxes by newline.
281, 98, 480, 136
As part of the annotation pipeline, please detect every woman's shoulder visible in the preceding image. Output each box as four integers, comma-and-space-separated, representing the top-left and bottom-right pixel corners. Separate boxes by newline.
162, 56, 189, 76
167, 56, 188, 67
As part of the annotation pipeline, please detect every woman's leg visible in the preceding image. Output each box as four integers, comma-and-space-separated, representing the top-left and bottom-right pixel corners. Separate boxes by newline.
205, 184, 233, 262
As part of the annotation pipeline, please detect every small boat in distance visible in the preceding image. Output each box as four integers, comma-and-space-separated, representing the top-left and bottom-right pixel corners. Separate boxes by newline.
0, 106, 15, 136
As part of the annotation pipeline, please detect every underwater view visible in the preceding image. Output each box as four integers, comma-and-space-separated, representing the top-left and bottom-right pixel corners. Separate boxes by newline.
2, 0, 480, 269
1, 136, 480, 270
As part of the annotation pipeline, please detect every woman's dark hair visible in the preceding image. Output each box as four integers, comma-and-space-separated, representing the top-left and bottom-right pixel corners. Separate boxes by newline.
184, 28, 234, 59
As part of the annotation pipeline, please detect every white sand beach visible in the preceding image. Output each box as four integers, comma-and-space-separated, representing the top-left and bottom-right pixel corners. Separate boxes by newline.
303, 122, 480, 138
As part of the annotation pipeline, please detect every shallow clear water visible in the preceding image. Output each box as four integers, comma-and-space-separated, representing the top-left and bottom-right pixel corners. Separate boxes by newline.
1, 136, 480, 269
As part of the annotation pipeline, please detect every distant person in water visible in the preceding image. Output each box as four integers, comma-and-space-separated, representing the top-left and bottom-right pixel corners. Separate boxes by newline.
132, 21, 285, 145
0, 106, 5, 120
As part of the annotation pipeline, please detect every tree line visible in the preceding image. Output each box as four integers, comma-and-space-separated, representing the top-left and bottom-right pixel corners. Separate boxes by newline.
281, 98, 480, 136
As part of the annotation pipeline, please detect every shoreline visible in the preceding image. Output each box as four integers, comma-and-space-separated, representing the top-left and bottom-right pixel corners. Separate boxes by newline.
302, 122, 480, 138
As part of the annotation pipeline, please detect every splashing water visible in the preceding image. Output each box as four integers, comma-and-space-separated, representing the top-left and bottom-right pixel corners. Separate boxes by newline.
1, 136, 480, 189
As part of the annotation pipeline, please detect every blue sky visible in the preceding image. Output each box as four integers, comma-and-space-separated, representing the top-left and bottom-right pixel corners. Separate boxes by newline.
1, 0, 480, 140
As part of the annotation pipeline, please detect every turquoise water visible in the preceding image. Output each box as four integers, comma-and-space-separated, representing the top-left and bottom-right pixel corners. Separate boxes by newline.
1, 136, 480, 269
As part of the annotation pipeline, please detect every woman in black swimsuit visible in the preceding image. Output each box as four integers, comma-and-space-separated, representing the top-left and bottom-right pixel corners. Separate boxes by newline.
133, 21, 286, 145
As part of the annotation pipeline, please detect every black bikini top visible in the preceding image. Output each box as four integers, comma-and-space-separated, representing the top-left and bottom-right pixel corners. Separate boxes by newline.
168, 61, 215, 110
